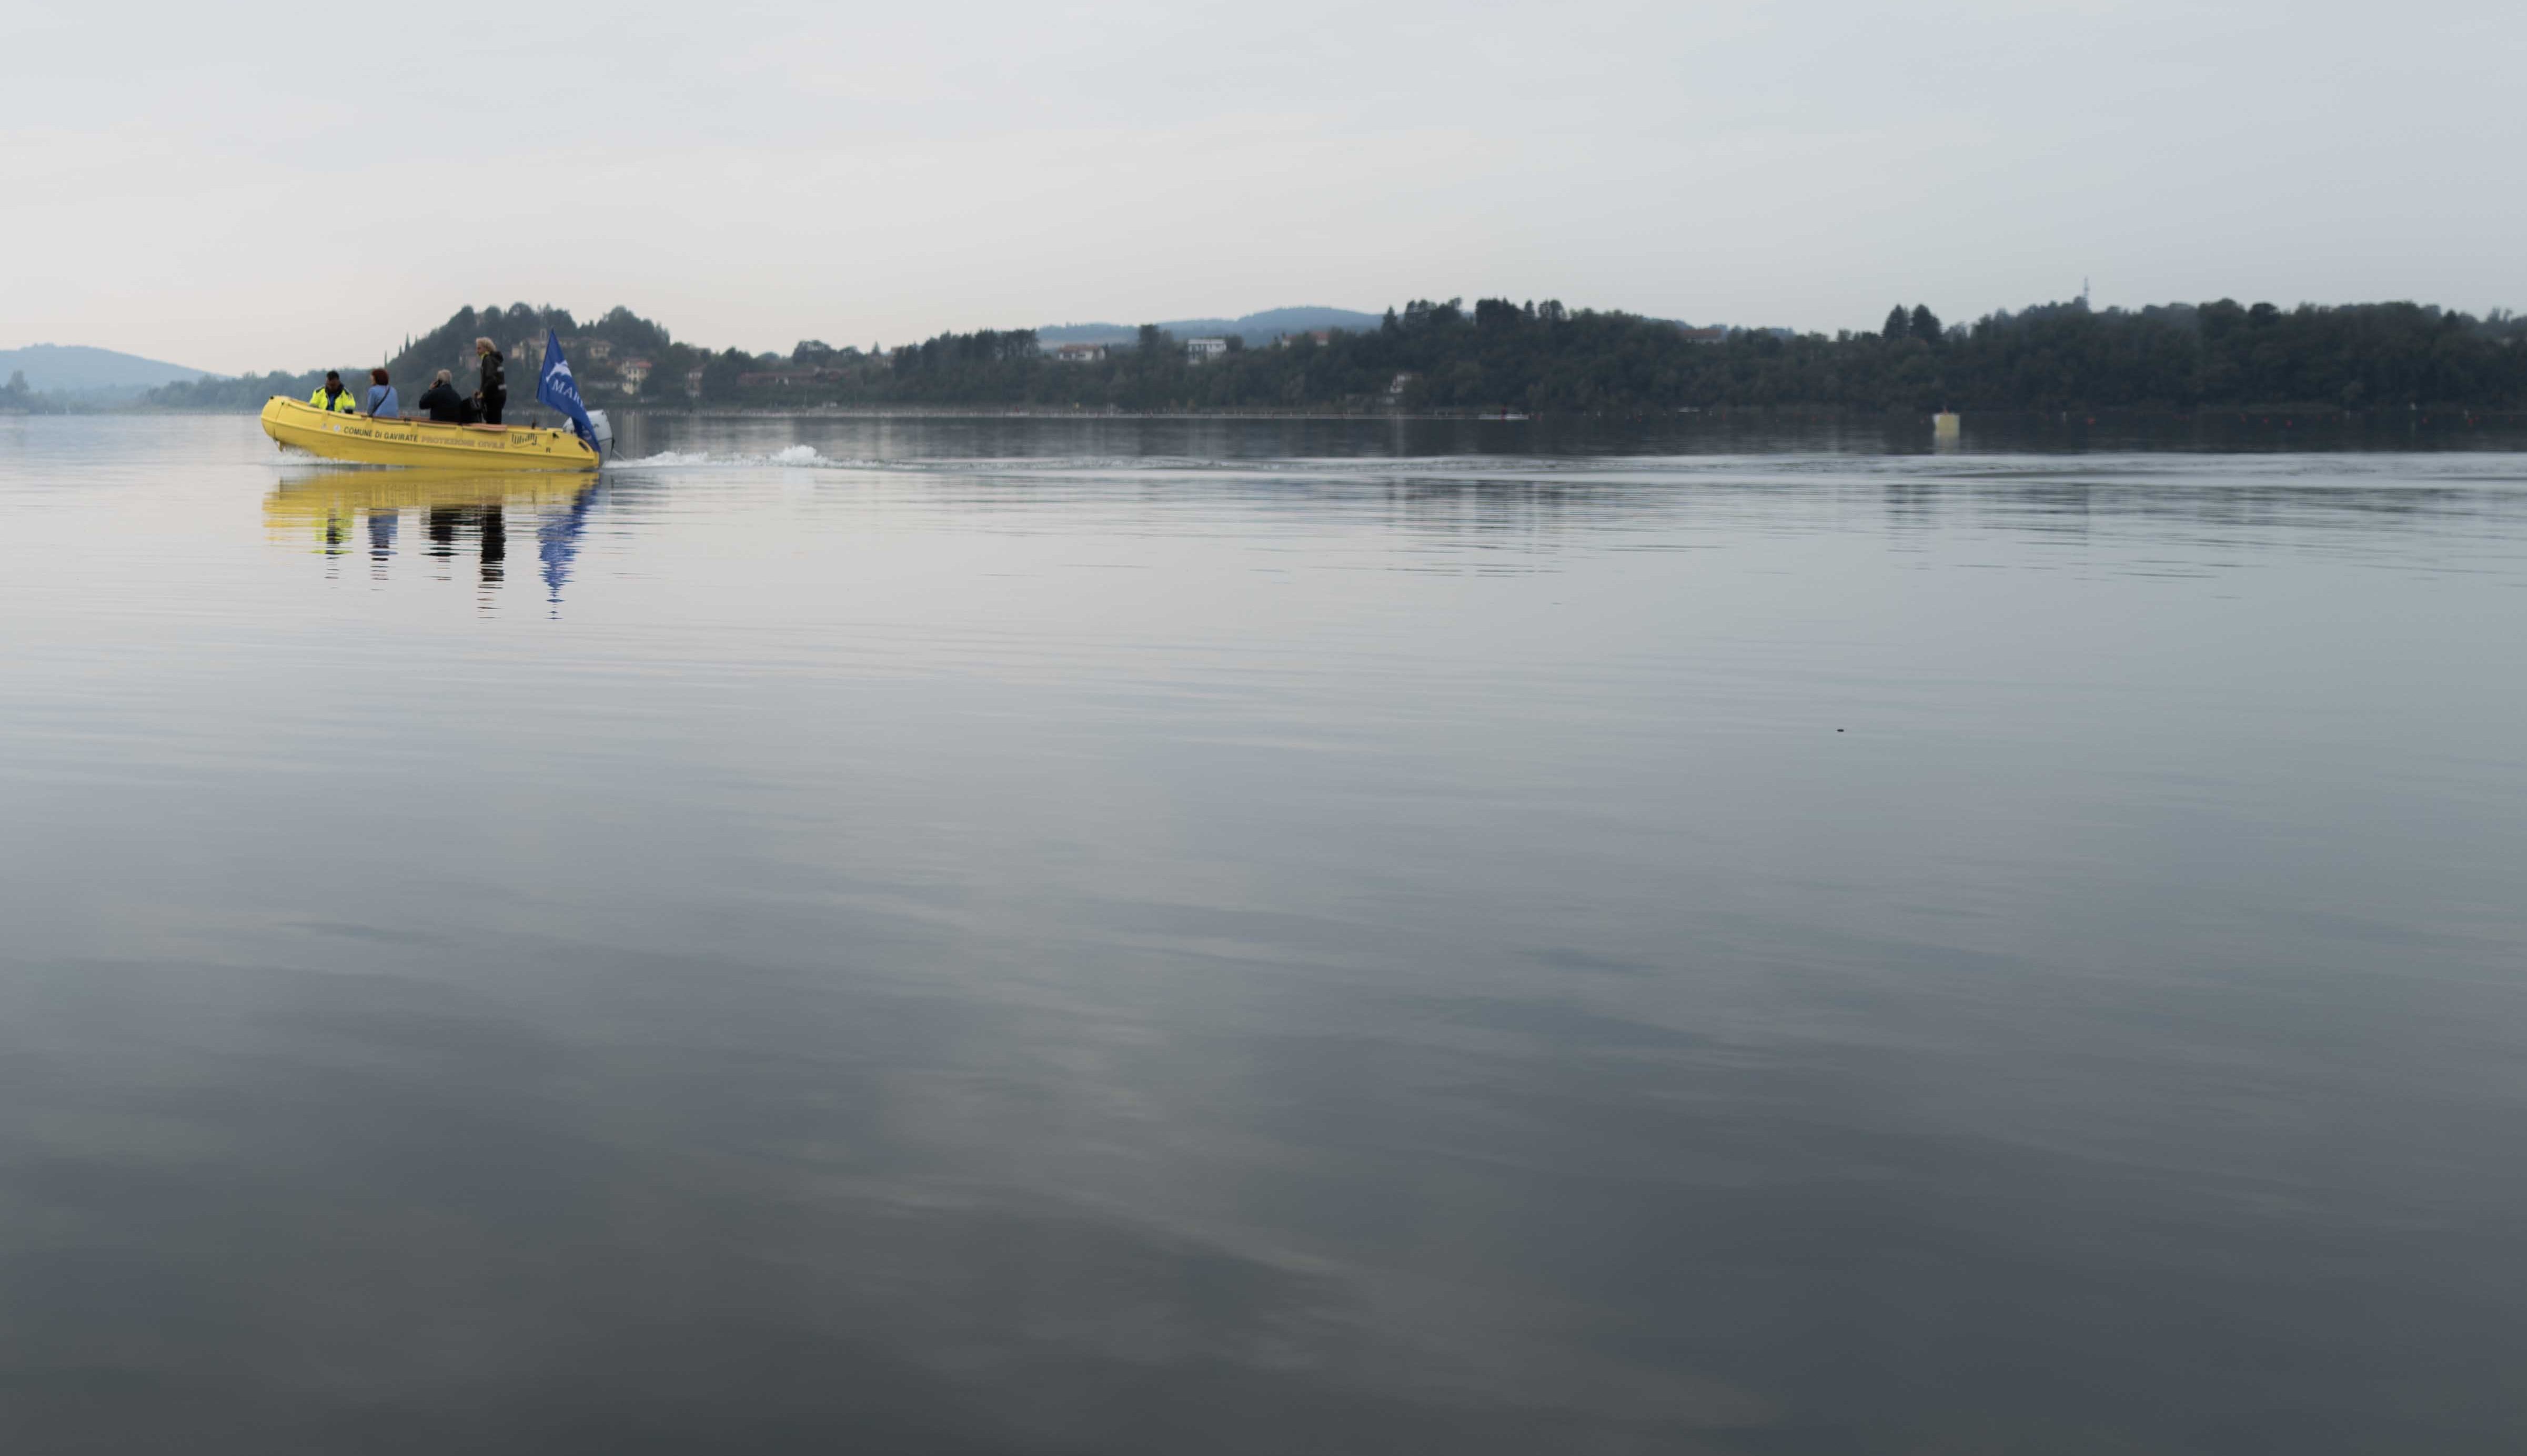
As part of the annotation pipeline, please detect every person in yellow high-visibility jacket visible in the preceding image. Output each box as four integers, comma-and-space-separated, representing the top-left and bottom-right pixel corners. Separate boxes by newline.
309, 370, 359, 413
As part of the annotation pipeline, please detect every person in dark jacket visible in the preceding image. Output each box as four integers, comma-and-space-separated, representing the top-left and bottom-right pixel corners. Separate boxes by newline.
416, 369, 467, 423
474, 338, 507, 424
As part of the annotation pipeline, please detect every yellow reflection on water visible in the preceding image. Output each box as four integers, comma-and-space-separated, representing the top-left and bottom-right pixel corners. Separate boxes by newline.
266, 468, 601, 599
264, 469, 594, 537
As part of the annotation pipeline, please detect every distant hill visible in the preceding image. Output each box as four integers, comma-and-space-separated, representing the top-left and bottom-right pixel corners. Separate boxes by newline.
1036, 307, 1382, 347
0, 343, 218, 401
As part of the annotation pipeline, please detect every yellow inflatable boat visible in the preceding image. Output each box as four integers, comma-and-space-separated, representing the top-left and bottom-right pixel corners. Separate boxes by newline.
260, 396, 600, 471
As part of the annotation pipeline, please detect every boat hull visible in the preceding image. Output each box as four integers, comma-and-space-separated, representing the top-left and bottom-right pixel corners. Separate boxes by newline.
260, 396, 599, 471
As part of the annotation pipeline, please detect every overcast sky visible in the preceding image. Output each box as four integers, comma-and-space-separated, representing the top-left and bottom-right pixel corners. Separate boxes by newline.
4, 0, 2521, 373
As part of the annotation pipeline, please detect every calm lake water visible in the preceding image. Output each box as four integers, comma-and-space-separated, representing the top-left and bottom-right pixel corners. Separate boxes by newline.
4, 412, 2525, 1453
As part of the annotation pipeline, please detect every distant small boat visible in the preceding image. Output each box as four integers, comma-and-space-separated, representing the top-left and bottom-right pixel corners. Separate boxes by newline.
260, 396, 599, 472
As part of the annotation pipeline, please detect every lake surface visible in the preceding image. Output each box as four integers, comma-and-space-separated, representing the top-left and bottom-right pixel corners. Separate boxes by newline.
3, 412, 2525, 1453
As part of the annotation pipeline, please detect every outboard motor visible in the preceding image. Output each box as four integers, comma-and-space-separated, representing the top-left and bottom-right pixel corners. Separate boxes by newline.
586, 409, 615, 453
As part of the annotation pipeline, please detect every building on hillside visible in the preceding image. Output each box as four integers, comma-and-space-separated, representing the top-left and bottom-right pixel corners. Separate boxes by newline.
685, 367, 707, 397
586, 339, 613, 361
1184, 337, 1229, 363
1050, 343, 1108, 364
1387, 372, 1415, 402
1274, 329, 1335, 348
620, 358, 653, 391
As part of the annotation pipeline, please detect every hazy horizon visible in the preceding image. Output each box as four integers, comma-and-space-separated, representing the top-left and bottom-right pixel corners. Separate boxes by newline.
6, 0, 2522, 376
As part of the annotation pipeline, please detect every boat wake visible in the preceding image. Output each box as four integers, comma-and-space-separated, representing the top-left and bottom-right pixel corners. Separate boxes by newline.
613, 444, 857, 470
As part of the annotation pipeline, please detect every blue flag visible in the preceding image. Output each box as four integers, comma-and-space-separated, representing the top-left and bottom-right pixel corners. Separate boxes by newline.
537, 330, 599, 454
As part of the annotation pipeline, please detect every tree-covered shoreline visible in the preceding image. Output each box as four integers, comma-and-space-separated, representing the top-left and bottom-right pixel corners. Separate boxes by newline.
133, 296, 2527, 417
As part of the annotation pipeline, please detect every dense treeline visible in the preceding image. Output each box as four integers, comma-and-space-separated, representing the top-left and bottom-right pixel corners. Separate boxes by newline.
143, 296, 2527, 414
728, 298, 2527, 413
146, 367, 335, 411
1, 370, 80, 414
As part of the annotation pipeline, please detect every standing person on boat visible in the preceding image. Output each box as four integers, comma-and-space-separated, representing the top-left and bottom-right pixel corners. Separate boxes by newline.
474, 338, 507, 425
417, 369, 467, 423
308, 370, 359, 412
363, 367, 399, 419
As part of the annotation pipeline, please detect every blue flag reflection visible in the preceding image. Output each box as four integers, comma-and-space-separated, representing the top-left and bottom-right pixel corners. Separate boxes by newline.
539, 482, 600, 604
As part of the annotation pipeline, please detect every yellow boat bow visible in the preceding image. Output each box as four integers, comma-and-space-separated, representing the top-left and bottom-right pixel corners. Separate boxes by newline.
260, 395, 600, 471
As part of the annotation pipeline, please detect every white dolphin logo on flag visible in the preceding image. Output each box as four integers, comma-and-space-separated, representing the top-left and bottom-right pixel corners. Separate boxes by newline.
536, 330, 600, 456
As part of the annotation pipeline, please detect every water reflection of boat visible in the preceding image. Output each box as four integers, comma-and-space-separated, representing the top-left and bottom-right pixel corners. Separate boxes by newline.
264, 471, 591, 527
260, 396, 599, 471
266, 470, 601, 602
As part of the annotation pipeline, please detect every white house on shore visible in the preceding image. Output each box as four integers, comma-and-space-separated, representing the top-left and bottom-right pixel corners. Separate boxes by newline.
1184, 337, 1230, 363
1050, 343, 1108, 363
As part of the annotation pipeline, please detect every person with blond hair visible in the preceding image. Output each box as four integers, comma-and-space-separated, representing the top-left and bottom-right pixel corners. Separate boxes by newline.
473, 337, 507, 424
